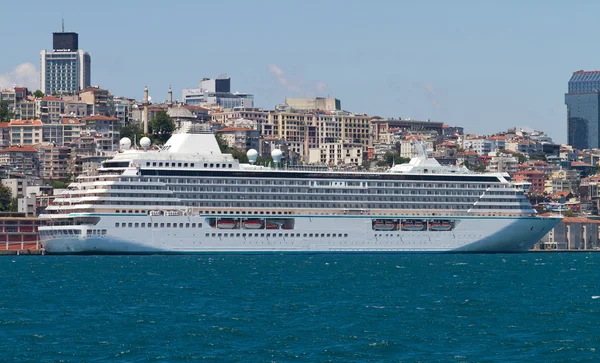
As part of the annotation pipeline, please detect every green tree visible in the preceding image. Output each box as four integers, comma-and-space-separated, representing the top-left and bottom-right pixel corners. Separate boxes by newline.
361, 159, 372, 170
120, 123, 144, 143
562, 209, 575, 217
0, 183, 13, 211
215, 133, 250, 163
149, 111, 175, 144
33, 90, 44, 99
8, 197, 18, 212
0, 100, 14, 122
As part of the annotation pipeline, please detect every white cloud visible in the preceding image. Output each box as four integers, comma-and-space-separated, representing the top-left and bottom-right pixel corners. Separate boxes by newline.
268, 64, 301, 93
0, 63, 39, 90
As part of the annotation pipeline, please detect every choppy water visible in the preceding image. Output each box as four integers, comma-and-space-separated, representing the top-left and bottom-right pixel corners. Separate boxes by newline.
1, 253, 599, 362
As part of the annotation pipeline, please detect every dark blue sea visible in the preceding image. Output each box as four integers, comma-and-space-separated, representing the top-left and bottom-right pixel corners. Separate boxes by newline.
1, 253, 599, 362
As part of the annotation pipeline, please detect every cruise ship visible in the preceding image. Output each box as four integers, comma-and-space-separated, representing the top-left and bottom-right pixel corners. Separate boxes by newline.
38, 132, 561, 254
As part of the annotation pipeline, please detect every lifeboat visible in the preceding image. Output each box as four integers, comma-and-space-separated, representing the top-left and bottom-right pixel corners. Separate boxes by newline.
243, 220, 263, 229
429, 220, 453, 231
373, 220, 396, 231
402, 220, 425, 231
217, 220, 236, 229
265, 222, 280, 230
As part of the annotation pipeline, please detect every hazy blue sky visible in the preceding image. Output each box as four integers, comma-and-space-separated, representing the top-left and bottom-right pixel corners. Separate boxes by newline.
0, 0, 597, 143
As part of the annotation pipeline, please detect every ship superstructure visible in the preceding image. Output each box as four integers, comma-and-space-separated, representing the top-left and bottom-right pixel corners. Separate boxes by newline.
38, 132, 561, 254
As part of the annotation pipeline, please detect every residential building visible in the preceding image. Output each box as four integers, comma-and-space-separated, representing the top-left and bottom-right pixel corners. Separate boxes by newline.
1, 178, 28, 198
9, 119, 43, 145
40, 31, 91, 95
308, 142, 362, 165
462, 136, 491, 155
284, 97, 341, 111
16, 101, 36, 120
215, 127, 260, 152
211, 107, 268, 126
0, 89, 16, 114
42, 124, 64, 146
486, 153, 518, 174
38, 144, 71, 180
0, 123, 10, 148
0, 146, 39, 176
113, 97, 135, 125
83, 115, 120, 147
513, 170, 545, 193
79, 87, 113, 117
64, 100, 89, 117
35, 96, 64, 123
565, 70, 600, 149
372, 118, 444, 140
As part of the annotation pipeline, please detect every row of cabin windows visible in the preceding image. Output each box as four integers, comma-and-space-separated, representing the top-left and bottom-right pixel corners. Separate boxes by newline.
145, 162, 233, 169
206, 232, 349, 238
115, 222, 202, 228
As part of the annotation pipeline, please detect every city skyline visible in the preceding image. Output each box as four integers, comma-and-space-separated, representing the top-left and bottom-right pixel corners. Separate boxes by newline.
1, 1, 599, 143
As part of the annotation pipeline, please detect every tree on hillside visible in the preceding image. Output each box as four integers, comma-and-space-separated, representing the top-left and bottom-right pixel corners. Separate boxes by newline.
215, 133, 249, 163
0, 100, 14, 122
33, 90, 44, 99
0, 183, 13, 211
149, 111, 175, 144
120, 123, 144, 143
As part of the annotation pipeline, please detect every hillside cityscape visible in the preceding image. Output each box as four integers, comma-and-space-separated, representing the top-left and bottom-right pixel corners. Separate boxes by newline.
0, 28, 599, 251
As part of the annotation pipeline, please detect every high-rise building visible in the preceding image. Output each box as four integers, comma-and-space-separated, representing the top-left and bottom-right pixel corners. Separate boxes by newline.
182, 74, 254, 108
40, 30, 91, 95
565, 70, 600, 150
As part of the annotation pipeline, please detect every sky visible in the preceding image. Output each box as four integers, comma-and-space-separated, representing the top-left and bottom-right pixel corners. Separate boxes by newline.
1, 0, 598, 143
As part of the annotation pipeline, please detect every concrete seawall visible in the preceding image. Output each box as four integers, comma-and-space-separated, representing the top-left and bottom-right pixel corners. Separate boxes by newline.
0, 249, 45, 255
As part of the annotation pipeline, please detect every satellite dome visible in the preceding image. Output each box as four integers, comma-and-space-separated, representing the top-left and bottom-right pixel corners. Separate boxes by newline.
247, 149, 258, 164
120, 137, 132, 150
140, 137, 151, 150
271, 149, 283, 164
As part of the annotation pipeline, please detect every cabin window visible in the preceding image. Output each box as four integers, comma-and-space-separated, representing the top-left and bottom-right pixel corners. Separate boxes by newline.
115, 223, 119, 227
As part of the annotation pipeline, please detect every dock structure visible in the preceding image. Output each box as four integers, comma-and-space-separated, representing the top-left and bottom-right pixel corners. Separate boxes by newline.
0, 212, 43, 254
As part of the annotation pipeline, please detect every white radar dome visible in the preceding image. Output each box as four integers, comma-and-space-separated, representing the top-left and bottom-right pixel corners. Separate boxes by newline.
119, 137, 132, 150
140, 137, 151, 150
271, 149, 283, 164
247, 149, 258, 164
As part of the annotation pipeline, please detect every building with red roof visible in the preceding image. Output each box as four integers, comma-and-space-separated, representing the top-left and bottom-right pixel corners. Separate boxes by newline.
513, 170, 545, 193
9, 119, 43, 146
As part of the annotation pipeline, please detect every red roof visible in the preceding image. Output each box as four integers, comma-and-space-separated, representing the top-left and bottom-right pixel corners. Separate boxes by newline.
0, 122, 9, 129
0, 146, 38, 153
41, 96, 62, 101
61, 117, 82, 124
10, 119, 42, 126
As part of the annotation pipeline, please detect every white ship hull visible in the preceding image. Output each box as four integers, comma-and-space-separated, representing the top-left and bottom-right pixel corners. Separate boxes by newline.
40, 214, 561, 254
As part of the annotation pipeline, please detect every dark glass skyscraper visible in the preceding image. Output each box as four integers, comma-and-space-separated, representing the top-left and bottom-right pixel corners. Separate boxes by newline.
566, 70, 600, 150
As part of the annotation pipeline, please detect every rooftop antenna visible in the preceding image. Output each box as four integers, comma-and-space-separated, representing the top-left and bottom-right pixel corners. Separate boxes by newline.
62, 17, 64, 32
